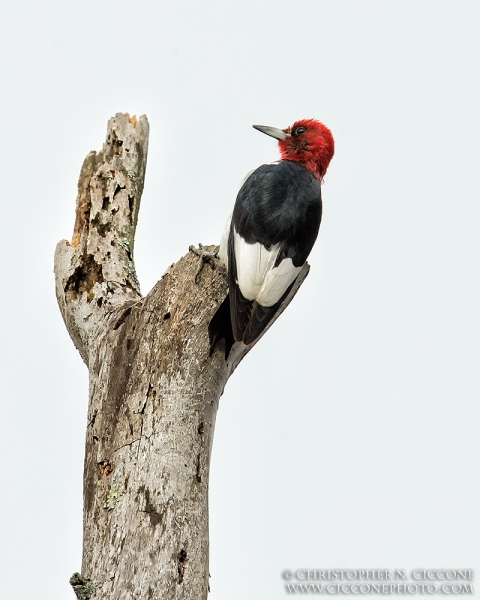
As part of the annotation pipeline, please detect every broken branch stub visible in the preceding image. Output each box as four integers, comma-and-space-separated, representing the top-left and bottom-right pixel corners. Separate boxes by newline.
54, 113, 148, 363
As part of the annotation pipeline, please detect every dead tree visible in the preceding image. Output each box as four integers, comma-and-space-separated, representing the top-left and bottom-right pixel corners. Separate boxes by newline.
54, 113, 308, 600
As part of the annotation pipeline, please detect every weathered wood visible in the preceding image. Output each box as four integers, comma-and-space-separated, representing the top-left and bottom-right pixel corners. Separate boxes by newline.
54, 113, 309, 599
55, 113, 147, 365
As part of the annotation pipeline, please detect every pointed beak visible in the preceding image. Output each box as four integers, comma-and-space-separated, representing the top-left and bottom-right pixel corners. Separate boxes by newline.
252, 124, 289, 141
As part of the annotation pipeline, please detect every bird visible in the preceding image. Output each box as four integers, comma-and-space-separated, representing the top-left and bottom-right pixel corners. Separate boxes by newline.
208, 118, 334, 358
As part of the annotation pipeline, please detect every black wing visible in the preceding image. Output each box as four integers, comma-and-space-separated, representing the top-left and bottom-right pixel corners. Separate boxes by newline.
232, 160, 322, 267
229, 161, 322, 345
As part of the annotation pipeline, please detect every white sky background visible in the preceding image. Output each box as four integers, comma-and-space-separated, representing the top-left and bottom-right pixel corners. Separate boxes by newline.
0, 1, 479, 598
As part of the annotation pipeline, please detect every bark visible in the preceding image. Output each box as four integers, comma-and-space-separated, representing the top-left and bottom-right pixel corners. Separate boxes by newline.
54, 113, 309, 600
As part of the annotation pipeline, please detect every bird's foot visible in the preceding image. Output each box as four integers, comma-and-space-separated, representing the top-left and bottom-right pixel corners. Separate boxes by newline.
189, 243, 218, 283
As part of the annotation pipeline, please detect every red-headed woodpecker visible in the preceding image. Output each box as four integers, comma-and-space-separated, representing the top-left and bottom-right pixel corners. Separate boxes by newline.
209, 119, 334, 357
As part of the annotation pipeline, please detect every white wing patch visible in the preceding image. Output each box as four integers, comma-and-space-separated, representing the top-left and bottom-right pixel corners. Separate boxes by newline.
233, 229, 301, 307
256, 255, 301, 306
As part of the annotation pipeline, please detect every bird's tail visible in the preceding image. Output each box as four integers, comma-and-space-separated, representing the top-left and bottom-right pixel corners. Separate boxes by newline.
209, 280, 296, 357
208, 294, 235, 359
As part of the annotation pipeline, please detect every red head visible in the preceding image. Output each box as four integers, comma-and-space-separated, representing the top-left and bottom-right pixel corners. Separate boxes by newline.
253, 119, 334, 181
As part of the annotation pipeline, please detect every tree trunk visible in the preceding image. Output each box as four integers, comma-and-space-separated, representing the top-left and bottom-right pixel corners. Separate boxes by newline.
54, 113, 308, 599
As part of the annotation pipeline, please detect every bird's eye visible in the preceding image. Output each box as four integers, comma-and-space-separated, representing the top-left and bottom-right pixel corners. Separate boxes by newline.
292, 126, 307, 136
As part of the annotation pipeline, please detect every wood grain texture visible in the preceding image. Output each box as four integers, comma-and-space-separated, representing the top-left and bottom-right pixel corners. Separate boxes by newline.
54, 113, 308, 599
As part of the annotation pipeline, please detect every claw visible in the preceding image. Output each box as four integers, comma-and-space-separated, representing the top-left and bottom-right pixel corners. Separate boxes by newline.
189, 244, 218, 283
